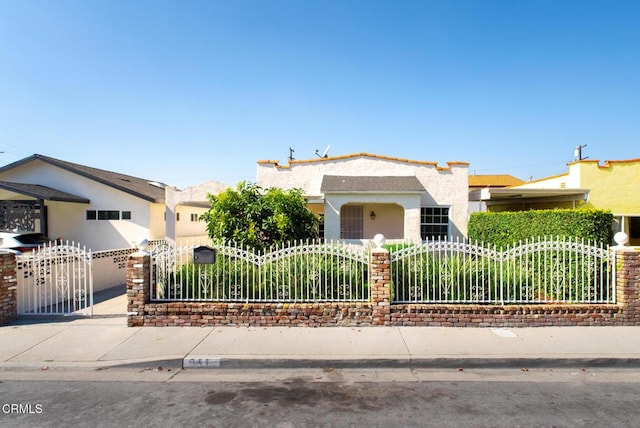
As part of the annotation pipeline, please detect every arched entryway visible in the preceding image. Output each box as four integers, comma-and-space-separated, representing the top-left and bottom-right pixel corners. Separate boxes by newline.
340, 203, 404, 239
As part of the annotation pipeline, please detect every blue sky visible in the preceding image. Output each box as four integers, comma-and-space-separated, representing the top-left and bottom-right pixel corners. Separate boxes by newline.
1, 0, 638, 189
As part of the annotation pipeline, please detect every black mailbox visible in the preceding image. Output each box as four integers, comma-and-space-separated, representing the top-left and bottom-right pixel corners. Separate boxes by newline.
193, 245, 216, 264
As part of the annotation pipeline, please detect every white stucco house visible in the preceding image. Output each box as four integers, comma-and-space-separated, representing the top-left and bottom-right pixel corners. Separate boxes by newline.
256, 153, 470, 242
0, 154, 171, 251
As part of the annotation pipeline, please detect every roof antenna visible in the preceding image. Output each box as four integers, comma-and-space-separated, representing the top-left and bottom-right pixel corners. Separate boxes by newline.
573, 144, 588, 161
288, 147, 295, 162
315, 145, 330, 158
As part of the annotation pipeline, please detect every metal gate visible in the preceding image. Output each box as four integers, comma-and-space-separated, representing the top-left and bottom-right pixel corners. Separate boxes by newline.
17, 242, 93, 316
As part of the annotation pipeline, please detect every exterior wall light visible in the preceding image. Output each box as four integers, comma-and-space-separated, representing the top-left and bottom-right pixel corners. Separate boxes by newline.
370, 211, 376, 220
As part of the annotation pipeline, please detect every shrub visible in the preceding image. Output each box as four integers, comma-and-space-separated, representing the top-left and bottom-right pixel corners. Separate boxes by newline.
202, 182, 319, 251
468, 209, 613, 247
161, 246, 369, 301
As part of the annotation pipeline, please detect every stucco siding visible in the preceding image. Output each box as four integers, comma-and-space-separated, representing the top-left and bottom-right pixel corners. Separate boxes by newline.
148, 203, 166, 241
580, 161, 640, 215
258, 156, 463, 195
174, 205, 209, 238
363, 203, 404, 239
46, 196, 153, 250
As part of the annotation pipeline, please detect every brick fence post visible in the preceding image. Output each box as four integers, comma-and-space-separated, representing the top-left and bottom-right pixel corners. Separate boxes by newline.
127, 251, 150, 327
0, 252, 17, 326
615, 248, 640, 325
371, 247, 391, 326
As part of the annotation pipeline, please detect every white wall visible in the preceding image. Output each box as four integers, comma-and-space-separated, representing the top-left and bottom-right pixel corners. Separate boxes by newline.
92, 248, 138, 292
148, 203, 166, 242
515, 167, 580, 190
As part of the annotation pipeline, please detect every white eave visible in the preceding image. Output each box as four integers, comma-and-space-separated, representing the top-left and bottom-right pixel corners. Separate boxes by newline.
470, 188, 590, 204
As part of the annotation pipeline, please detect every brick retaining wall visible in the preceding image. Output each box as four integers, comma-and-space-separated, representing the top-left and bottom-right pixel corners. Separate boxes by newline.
135, 302, 373, 327
388, 304, 622, 327
125, 246, 640, 328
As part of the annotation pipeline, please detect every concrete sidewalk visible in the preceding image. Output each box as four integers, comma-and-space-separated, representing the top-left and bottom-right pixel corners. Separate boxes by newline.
2, 291, 640, 371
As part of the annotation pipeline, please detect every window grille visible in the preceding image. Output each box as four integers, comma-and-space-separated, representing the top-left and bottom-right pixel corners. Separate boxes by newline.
341, 205, 363, 239
420, 207, 449, 240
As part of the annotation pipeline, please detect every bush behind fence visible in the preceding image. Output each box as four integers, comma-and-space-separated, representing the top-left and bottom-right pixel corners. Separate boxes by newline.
151, 240, 370, 302
391, 237, 614, 304
150, 236, 615, 305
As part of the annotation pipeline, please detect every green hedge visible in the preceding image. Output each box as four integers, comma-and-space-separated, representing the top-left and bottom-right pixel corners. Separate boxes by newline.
159, 253, 369, 301
468, 209, 613, 247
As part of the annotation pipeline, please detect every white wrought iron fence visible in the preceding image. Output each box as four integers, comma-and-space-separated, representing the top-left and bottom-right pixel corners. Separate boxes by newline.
391, 236, 616, 304
150, 240, 370, 303
16, 241, 93, 315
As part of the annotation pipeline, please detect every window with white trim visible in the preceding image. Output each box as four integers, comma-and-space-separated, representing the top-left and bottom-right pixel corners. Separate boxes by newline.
420, 207, 449, 240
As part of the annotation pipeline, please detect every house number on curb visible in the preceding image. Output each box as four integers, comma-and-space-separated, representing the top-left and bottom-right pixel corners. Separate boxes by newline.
183, 357, 221, 368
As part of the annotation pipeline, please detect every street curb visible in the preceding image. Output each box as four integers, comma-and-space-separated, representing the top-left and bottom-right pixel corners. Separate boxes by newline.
181, 357, 640, 370
4, 357, 640, 371
0, 359, 185, 371
109, 358, 186, 370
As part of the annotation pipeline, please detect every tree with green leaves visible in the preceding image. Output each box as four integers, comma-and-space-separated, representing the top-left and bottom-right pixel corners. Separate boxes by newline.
201, 181, 319, 250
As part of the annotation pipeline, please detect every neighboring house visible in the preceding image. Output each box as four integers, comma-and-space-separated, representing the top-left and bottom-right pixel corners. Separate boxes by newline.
165, 180, 228, 244
256, 152, 469, 242
470, 157, 640, 245
468, 174, 525, 215
0, 154, 168, 251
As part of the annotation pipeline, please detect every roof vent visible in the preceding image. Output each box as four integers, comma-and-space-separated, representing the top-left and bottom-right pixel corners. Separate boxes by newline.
148, 181, 165, 189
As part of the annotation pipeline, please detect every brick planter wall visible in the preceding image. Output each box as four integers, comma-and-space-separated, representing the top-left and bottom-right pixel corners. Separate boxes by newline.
138, 302, 372, 327
616, 248, 640, 324
126, 252, 150, 327
127, 247, 640, 328
388, 304, 622, 327
0, 253, 17, 326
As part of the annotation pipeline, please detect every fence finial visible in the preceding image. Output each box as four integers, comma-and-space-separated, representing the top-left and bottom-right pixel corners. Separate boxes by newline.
133, 238, 150, 256
613, 232, 629, 248
373, 234, 386, 249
